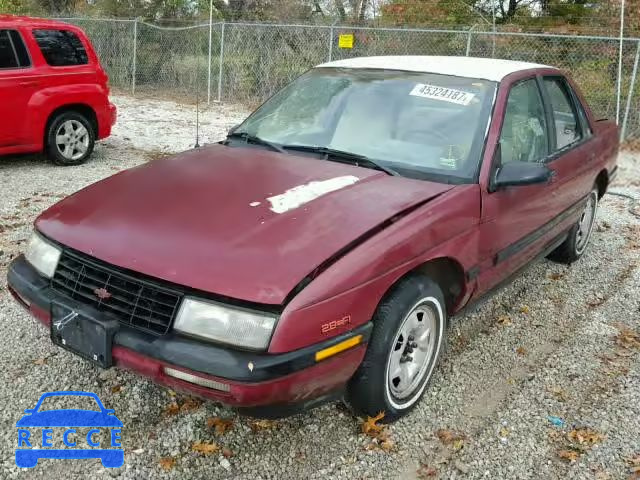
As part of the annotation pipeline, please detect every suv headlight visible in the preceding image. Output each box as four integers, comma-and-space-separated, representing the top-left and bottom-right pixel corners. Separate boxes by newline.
174, 298, 277, 350
25, 232, 61, 278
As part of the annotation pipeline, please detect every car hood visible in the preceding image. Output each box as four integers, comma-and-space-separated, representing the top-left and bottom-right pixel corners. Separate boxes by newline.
36, 145, 454, 304
16, 410, 123, 427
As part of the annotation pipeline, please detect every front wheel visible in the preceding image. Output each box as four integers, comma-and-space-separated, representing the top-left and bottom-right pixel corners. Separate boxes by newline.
548, 187, 599, 264
347, 275, 446, 422
46, 111, 95, 166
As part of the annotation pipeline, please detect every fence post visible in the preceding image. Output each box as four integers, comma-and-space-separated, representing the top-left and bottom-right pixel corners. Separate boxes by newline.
328, 26, 334, 62
217, 22, 225, 103
132, 18, 138, 95
207, 4, 213, 104
465, 29, 473, 56
621, 39, 640, 141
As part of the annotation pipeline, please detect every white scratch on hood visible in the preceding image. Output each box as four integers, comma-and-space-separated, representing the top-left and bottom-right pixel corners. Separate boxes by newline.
267, 175, 359, 214
249, 201, 261, 207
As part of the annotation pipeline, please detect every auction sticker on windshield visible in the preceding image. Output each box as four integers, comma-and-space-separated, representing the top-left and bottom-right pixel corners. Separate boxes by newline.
409, 83, 475, 106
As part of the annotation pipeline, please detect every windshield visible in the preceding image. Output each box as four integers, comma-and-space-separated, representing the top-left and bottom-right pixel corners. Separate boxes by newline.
235, 67, 496, 183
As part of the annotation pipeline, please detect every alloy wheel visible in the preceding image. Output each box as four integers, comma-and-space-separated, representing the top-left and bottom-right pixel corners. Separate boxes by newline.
55, 120, 90, 161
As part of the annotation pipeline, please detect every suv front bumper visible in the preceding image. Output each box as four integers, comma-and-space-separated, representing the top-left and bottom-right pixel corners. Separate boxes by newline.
7, 255, 370, 417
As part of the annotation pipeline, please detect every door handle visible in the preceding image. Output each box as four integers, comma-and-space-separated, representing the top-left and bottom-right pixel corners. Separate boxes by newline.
19, 81, 40, 87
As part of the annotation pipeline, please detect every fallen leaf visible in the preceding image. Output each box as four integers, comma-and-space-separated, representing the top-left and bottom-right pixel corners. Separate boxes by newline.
362, 412, 386, 437
625, 454, 640, 467
249, 419, 279, 432
549, 272, 564, 280
435, 428, 466, 445
111, 385, 122, 394
158, 457, 176, 471
496, 315, 512, 326
164, 402, 180, 416
380, 437, 395, 451
180, 397, 202, 412
558, 449, 580, 462
207, 417, 235, 435
191, 441, 219, 455
499, 427, 510, 438
615, 327, 640, 350
587, 297, 606, 308
567, 427, 605, 446
33, 358, 47, 366
547, 386, 568, 402
222, 447, 233, 458
516, 346, 527, 356
520, 305, 530, 314
167, 389, 176, 397
417, 462, 438, 478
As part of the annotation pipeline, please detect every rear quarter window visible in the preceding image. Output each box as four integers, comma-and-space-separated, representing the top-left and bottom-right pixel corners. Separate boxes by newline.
33, 29, 88, 67
0, 30, 30, 69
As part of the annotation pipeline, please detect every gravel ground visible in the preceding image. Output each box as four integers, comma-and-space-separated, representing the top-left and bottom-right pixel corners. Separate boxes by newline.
1, 95, 639, 480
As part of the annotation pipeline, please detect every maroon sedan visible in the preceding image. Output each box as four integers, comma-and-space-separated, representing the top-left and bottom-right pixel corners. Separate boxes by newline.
8, 56, 618, 421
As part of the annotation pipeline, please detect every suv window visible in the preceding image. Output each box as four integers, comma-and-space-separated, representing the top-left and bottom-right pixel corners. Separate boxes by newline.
33, 29, 88, 67
499, 78, 549, 164
0, 30, 30, 69
543, 77, 582, 150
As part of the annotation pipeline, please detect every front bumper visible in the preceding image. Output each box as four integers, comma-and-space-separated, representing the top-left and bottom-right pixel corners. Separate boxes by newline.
7, 256, 371, 417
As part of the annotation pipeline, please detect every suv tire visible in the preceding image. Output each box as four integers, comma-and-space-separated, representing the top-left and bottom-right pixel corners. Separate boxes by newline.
47, 111, 95, 166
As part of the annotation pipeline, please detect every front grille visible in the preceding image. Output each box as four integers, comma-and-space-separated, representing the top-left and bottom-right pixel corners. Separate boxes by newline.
51, 250, 182, 335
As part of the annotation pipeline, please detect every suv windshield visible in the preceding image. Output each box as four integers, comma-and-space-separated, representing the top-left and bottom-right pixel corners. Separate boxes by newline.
235, 67, 496, 183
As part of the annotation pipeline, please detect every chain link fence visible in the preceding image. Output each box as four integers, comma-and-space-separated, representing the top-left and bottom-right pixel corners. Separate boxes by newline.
59, 18, 640, 141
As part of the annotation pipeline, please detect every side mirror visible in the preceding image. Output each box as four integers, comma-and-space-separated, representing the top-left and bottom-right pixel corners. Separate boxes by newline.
494, 161, 552, 189
228, 124, 239, 135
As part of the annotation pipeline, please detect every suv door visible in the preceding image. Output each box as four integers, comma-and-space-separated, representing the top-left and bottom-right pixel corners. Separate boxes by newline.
477, 76, 563, 292
0, 29, 33, 148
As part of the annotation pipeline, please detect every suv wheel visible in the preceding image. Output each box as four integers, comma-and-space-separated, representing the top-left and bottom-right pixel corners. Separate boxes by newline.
347, 274, 446, 422
548, 187, 599, 264
47, 111, 95, 166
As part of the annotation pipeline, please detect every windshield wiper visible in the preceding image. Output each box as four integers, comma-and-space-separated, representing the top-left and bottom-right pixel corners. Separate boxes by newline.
226, 132, 286, 154
282, 145, 399, 176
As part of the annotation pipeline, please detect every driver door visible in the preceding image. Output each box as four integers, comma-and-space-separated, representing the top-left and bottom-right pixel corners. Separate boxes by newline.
477, 76, 564, 292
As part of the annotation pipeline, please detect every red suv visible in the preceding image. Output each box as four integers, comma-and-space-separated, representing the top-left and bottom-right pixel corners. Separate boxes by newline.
0, 16, 116, 165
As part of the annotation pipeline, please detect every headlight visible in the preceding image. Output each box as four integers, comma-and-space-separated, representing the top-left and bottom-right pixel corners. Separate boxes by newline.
174, 298, 277, 350
24, 232, 61, 278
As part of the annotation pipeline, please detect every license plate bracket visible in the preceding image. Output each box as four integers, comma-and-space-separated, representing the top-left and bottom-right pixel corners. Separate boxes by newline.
50, 301, 119, 369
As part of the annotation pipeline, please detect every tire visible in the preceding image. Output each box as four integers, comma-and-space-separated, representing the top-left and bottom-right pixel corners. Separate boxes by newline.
346, 274, 447, 422
46, 111, 95, 166
548, 187, 599, 264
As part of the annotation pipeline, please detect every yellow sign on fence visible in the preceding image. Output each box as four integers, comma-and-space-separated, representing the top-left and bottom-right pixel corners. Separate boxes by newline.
338, 34, 354, 49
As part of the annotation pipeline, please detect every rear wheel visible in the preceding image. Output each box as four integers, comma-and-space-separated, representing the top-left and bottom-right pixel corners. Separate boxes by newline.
548, 187, 599, 264
347, 275, 446, 422
46, 111, 95, 166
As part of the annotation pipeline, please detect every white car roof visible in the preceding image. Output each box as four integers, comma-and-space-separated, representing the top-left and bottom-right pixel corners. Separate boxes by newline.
317, 56, 552, 82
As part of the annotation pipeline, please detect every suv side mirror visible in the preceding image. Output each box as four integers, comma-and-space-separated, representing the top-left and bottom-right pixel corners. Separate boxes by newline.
494, 161, 552, 189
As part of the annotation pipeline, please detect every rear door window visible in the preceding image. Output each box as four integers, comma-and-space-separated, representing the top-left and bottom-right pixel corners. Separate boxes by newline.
33, 29, 88, 66
0, 30, 30, 69
543, 77, 582, 150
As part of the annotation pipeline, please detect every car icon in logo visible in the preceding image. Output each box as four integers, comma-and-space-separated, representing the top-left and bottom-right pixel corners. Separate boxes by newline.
16, 391, 123, 468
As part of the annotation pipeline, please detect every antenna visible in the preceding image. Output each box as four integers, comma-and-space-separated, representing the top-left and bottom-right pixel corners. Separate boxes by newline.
194, 44, 201, 148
